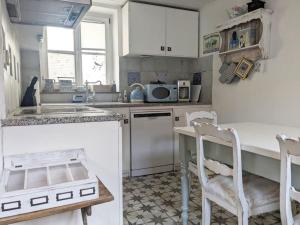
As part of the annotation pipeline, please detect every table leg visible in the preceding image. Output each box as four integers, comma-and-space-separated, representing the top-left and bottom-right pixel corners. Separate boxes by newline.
179, 134, 190, 225
81, 206, 92, 225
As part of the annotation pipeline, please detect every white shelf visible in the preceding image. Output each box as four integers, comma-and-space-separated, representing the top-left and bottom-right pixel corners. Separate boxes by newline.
216, 8, 273, 32
217, 8, 273, 60
219, 44, 259, 56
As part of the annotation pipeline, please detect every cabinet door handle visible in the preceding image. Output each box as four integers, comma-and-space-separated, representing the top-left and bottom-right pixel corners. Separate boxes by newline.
161, 46, 165, 51
167, 47, 172, 51
124, 119, 129, 124
175, 117, 180, 121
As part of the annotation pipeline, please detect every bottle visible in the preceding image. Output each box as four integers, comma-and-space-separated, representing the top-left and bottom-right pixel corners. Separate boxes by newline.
112, 81, 116, 92
118, 93, 123, 102
123, 90, 128, 102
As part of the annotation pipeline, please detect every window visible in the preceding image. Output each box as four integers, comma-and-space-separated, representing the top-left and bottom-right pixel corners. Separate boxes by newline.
80, 22, 107, 84
46, 20, 109, 84
47, 27, 76, 82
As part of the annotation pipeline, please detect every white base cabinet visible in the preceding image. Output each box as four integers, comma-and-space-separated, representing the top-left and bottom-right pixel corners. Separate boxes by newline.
106, 108, 130, 177
2, 121, 122, 225
122, 2, 199, 58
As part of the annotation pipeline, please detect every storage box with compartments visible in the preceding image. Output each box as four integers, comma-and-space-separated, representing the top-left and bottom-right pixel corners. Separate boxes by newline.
0, 149, 99, 218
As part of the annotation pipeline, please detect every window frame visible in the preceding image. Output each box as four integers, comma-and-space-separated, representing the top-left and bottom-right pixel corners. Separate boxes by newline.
45, 16, 112, 85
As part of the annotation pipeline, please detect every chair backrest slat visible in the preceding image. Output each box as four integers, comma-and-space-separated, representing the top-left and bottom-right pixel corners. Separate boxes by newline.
277, 134, 300, 225
186, 111, 217, 127
193, 122, 248, 209
205, 159, 233, 177
290, 187, 300, 203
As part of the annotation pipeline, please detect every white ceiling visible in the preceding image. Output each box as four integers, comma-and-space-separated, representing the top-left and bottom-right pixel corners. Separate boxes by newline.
92, 0, 213, 10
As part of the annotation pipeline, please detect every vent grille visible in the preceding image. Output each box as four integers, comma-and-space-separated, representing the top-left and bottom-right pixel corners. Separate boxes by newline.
6, 2, 19, 18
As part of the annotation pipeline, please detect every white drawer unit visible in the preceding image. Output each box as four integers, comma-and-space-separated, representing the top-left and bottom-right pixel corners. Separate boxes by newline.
0, 149, 99, 218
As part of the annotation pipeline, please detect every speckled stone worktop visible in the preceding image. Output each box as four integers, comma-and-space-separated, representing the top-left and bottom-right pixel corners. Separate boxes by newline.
43, 101, 210, 108
1, 105, 125, 127
1, 102, 211, 127
86, 101, 208, 108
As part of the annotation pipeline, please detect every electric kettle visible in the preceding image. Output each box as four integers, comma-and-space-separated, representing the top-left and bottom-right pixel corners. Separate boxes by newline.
130, 83, 144, 103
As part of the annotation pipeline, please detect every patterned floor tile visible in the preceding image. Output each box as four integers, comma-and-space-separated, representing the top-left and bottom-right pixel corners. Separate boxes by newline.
123, 172, 282, 225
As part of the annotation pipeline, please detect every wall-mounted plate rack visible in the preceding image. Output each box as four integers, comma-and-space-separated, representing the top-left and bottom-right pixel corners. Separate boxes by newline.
216, 8, 273, 62
0, 149, 99, 218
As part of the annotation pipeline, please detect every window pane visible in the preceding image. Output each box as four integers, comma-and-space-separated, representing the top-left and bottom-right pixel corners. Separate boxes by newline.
47, 27, 74, 51
48, 53, 75, 81
82, 54, 106, 83
81, 22, 106, 49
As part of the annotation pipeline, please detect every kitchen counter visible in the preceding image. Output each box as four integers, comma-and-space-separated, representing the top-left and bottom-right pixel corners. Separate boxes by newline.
45, 101, 210, 108
1, 105, 125, 127
1, 102, 211, 127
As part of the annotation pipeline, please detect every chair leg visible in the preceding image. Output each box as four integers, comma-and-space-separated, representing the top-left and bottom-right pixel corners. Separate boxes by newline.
202, 196, 211, 225
237, 210, 248, 225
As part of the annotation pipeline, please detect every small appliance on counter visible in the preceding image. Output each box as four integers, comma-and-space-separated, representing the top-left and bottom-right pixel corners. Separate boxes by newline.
130, 83, 144, 103
177, 80, 191, 102
72, 94, 85, 103
191, 73, 202, 102
58, 78, 73, 92
43, 79, 55, 92
144, 84, 177, 103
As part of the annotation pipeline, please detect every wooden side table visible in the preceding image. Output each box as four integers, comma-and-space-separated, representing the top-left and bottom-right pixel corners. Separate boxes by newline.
0, 179, 114, 225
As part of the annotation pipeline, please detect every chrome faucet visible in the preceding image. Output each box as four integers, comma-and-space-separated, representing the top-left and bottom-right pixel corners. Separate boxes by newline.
85, 80, 101, 103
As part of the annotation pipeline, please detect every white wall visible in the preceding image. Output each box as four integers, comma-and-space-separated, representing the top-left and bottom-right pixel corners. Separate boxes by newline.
1, 0, 21, 116
0, 0, 6, 119
200, 0, 300, 127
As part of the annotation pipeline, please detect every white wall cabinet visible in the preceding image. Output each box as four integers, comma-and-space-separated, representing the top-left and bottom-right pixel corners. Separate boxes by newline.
165, 8, 199, 58
122, 2, 199, 58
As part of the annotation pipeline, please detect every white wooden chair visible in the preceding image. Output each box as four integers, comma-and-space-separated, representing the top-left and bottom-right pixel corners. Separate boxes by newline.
193, 122, 280, 225
186, 111, 217, 176
277, 135, 300, 225
186, 111, 217, 127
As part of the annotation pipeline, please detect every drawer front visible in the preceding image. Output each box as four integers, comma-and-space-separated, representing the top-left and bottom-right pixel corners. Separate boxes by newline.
30, 196, 49, 206
0, 182, 99, 218
1, 200, 21, 212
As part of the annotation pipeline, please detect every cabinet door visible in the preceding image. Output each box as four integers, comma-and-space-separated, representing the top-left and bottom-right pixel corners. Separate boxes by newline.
129, 2, 166, 56
166, 8, 199, 58
106, 108, 131, 177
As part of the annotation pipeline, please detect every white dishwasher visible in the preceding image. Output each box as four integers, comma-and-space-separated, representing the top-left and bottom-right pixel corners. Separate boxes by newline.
131, 110, 174, 176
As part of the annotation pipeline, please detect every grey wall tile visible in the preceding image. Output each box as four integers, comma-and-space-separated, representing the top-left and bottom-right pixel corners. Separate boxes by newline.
118, 55, 213, 104
153, 57, 168, 72
141, 58, 155, 72
126, 57, 141, 72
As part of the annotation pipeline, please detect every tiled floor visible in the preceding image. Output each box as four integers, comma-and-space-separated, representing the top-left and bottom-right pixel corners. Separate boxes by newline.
123, 171, 282, 225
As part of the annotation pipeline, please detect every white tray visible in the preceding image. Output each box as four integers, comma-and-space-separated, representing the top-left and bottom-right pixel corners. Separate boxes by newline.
0, 149, 99, 218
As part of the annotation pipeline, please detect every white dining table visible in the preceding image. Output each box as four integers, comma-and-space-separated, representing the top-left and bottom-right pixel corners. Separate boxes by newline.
174, 122, 300, 225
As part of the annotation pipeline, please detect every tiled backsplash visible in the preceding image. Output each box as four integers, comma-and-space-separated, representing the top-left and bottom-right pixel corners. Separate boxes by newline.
119, 56, 193, 92
119, 56, 213, 104
41, 56, 213, 104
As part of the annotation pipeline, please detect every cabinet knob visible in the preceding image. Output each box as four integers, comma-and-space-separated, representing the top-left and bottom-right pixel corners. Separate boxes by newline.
167, 47, 172, 51
124, 119, 129, 124
161, 46, 165, 51
175, 117, 180, 121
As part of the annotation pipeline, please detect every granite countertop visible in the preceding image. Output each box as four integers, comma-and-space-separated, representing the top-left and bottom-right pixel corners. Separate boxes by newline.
49, 101, 210, 108
1, 106, 125, 127
1, 102, 211, 127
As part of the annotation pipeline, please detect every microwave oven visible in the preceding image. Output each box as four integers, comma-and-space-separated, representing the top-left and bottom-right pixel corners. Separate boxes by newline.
144, 84, 178, 102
